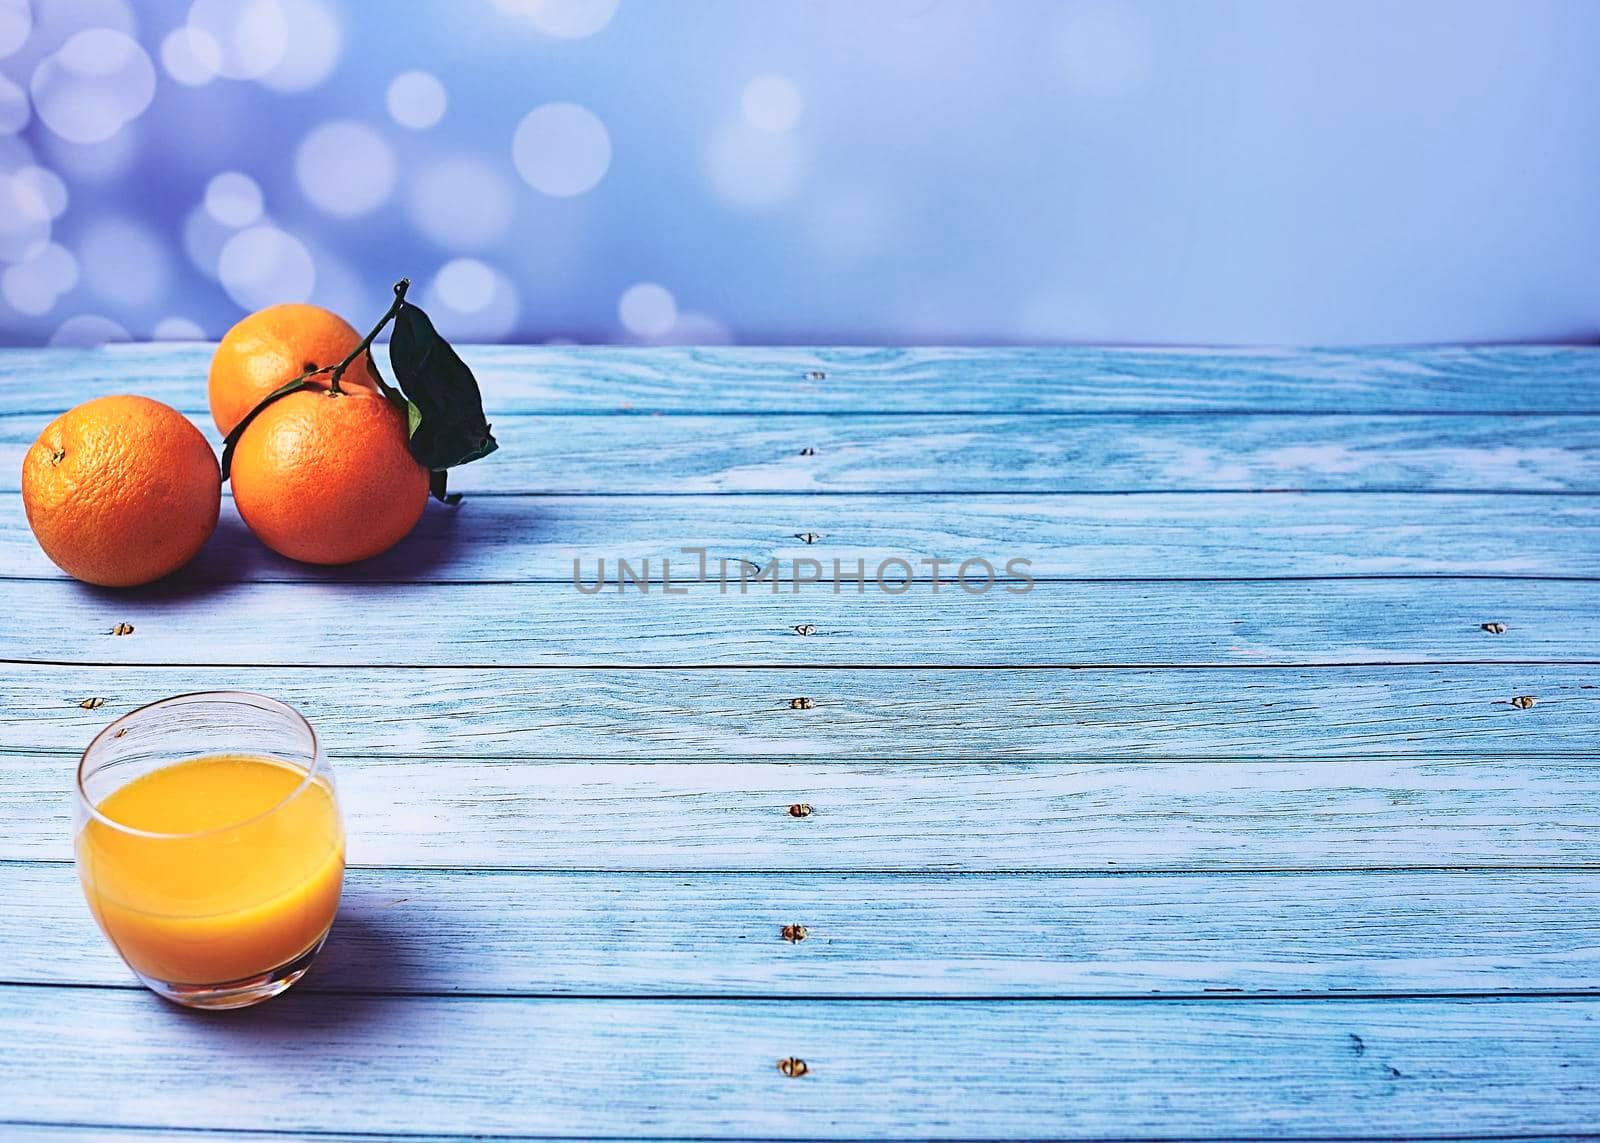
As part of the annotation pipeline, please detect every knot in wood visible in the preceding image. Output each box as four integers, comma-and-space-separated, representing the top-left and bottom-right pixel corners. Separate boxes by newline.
792, 624, 817, 636
787, 803, 813, 818
1481, 622, 1507, 634
799, 446, 817, 457
806, 370, 826, 380
109, 623, 134, 636
1510, 695, 1536, 709
789, 697, 815, 710
79, 697, 105, 710
794, 532, 822, 544
778, 1057, 809, 1077
781, 923, 808, 943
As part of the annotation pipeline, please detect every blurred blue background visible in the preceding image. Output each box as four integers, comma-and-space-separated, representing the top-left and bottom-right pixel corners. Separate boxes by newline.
0, 0, 1596, 347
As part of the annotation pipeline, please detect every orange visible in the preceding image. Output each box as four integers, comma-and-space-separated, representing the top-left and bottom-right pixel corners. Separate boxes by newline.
208, 303, 381, 436
22, 395, 220, 587
229, 387, 428, 565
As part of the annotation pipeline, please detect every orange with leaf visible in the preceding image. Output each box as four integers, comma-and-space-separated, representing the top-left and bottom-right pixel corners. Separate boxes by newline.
208, 303, 381, 435
219, 279, 498, 565
20, 279, 497, 584
230, 387, 429, 565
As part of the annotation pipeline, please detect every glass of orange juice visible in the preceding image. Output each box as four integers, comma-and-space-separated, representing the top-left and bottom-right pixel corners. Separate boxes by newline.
73, 692, 345, 1009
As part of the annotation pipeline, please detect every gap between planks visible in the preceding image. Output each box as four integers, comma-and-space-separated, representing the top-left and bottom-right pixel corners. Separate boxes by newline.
2, 1125, 1590, 1143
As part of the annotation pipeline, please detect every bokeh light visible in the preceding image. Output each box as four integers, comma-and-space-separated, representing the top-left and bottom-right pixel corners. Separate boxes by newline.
182, 203, 232, 280
1, 1, 1597, 346
218, 224, 315, 310
13, 164, 65, 218
2, 242, 77, 315
617, 282, 676, 338
512, 102, 610, 197
663, 310, 732, 345
29, 28, 155, 145
49, 313, 129, 346
387, 70, 446, 130
421, 259, 519, 340
152, 315, 206, 340
0, 168, 50, 262
185, 0, 288, 82
434, 258, 497, 313
39, 124, 135, 181
160, 27, 217, 87
0, 0, 31, 59
741, 73, 804, 134
493, 0, 618, 39
408, 155, 513, 249
0, 71, 26, 133
295, 119, 396, 217
204, 171, 263, 228
258, 0, 341, 93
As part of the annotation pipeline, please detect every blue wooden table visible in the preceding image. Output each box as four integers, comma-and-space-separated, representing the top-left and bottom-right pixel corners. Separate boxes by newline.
2, 345, 1597, 1140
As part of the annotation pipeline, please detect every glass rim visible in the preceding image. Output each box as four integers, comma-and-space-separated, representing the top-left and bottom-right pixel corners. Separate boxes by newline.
76, 690, 325, 842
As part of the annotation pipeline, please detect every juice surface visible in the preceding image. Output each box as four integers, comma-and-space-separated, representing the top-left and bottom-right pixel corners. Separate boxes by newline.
76, 754, 344, 985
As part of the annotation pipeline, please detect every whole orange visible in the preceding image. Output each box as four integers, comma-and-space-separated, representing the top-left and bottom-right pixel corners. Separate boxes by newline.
22, 395, 220, 587
208, 303, 381, 435
230, 387, 428, 565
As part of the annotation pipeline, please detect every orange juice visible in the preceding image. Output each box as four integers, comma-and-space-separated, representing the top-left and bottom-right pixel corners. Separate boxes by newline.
75, 754, 344, 985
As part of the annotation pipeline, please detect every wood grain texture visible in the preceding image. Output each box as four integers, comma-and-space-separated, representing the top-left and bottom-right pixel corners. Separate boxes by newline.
3, 988, 1598, 1138
2, 576, 1593, 667
7, 864, 1599, 996
6, 663, 1591, 760
4, 343, 1598, 1141
6, 493, 1599, 584
10, 753, 1598, 870
4, 343, 1600, 413
8, 412, 1600, 494
6, 1126, 1593, 1133
7, 1133, 1587, 1143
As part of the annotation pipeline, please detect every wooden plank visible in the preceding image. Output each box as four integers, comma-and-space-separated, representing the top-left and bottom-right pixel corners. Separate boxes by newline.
4, 344, 1599, 413
9, 752, 1598, 870
7, 663, 1591, 761
7, 412, 1600, 494
6, 493, 1599, 584
2, 1131, 1593, 1143
6, 1134, 1593, 1143
1, 989, 1596, 1137
1, 577, 1593, 667
7, 864, 1599, 996
6, 1126, 1593, 1133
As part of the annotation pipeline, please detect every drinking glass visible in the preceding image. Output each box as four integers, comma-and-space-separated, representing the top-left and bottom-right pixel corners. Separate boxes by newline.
73, 692, 345, 1009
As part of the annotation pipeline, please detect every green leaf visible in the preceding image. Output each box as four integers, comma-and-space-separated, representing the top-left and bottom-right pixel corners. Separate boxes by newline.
429, 468, 463, 505
219, 376, 310, 482
406, 399, 422, 440
388, 301, 498, 471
